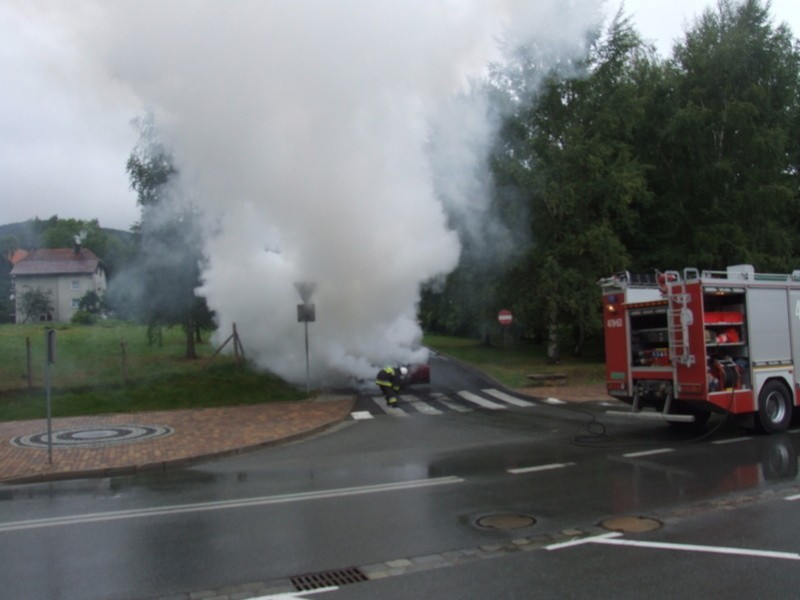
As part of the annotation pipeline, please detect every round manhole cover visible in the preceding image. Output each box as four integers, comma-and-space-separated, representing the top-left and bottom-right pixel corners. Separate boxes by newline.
12, 425, 174, 449
476, 513, 536, 530
600, 516, 662, 533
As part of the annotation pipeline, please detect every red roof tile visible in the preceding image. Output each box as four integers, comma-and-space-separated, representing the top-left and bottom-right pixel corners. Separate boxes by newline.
9, 249, 28, 264
10, 248, 102, 276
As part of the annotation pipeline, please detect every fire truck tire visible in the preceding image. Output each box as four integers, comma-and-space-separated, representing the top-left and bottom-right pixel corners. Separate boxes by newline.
756, 380, 793, 434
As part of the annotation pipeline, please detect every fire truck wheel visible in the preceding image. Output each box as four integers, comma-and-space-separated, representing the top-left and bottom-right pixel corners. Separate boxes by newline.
756, 380, 793, 434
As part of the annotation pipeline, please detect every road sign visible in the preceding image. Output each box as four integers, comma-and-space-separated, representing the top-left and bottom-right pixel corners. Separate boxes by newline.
293, 282, 317, 394
498, 309, 513, 326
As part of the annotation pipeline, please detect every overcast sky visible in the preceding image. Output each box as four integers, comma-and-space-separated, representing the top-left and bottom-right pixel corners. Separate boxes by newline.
1, 0, 799, 233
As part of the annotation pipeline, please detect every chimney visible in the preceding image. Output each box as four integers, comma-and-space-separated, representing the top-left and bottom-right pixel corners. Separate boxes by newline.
73, 234, 82, 255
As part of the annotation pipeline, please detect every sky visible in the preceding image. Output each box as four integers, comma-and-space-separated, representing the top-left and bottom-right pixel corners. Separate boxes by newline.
1, 0, 798, 233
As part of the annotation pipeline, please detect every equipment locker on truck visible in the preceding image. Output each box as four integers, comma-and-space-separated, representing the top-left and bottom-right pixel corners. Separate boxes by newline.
599, 265, 800, 433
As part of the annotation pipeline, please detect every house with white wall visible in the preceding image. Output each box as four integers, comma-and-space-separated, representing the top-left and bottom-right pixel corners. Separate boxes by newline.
10, 244, 106, 323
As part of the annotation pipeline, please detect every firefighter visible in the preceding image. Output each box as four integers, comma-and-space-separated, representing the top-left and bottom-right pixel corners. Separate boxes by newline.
376, 365, 407, 407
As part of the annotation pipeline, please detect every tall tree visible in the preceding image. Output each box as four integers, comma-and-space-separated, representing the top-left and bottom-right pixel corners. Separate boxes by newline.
0, 237, 15, 323
119, 112, 213, 359
650, 0, 800, 270
493, 15, 652, 360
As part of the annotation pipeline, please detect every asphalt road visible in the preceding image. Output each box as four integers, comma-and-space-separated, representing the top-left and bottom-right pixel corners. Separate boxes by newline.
1, 354, 799, 599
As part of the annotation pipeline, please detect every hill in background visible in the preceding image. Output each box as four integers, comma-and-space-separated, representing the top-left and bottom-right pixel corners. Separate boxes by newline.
0, 219, 133, 249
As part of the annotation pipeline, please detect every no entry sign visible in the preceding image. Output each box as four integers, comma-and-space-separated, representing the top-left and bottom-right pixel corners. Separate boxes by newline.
497, 309, 513, 326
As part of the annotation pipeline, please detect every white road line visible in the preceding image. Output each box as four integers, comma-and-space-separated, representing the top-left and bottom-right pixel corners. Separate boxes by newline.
622, 448, 674, 458
712, 437, 750, 445
786, 494, 800, 501
371, 396, 392, 414
546, 532, 622, 550
595, 537, 800, 561
508, 462, 575, 475
543, 397, 566, 405
548, 532, 800, 561
350, 411, 374, 420
405, 396, 443, 415
457, 390, 506, 410
0, 476, 464, 533
371, 396, 407, 417
482, 389, 535, 407
432, 395, 473, 413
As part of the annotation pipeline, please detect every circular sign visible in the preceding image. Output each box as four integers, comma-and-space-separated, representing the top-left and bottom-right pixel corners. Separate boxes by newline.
497, 309, 513, 326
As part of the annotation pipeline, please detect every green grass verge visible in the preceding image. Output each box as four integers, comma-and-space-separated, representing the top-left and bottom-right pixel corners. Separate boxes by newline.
0, 323, 606, 422
423, 333, 605, 388
0, 322, 307, 422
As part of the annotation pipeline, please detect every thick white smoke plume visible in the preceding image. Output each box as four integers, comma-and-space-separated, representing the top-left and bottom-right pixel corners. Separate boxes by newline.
42, 0, 604, 386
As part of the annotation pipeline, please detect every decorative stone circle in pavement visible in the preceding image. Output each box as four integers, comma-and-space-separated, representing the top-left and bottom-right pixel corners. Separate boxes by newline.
11, 425, 174, 449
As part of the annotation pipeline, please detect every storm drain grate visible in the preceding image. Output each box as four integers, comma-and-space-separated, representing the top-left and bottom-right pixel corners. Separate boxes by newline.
291, 566, 368, 590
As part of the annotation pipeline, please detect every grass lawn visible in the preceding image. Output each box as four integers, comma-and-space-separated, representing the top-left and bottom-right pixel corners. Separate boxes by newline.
0, 322, 307, 421
423, 333, 605, 388
0, 323, 606, 422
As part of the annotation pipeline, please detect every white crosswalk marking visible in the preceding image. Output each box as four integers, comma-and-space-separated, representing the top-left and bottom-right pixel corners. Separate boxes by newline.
403, 394, 444, 415
357, 388, 535, 419
482, 388, 535, 407
457, 390, 506, 410
430, 393, 473, 413
371, 396, 390, 413
371, 396, 408, 416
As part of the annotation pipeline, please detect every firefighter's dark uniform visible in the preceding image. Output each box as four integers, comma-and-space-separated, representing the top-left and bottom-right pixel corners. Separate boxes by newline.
376, 366, 401, 407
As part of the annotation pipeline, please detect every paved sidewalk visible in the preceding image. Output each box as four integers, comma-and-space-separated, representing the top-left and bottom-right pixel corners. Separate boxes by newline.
0, 396, 354, 484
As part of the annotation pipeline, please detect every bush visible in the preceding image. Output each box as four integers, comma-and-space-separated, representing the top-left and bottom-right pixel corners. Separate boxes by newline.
71, 309, 97, 325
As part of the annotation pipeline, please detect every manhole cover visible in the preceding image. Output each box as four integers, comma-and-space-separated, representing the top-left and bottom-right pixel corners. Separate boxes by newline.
12, 425, 174, 449
476, 513, 536, 530
600, 516, 662, 533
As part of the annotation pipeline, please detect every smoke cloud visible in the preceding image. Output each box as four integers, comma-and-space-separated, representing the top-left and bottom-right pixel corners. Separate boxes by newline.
43, 0, 604, 386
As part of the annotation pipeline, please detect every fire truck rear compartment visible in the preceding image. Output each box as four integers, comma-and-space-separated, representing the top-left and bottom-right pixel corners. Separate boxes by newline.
602, 266, 800, 432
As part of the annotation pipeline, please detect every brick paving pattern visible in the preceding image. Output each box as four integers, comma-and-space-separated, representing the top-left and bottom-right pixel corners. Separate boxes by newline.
0, 384, 611, 484
0, 396, 353, 483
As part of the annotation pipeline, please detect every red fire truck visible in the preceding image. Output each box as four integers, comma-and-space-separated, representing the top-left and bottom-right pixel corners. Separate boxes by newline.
599, 265, 800, 433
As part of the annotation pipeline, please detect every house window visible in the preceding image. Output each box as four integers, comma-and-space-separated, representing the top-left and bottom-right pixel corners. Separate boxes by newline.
71, 280, 81, 291
72, 298, 81, 309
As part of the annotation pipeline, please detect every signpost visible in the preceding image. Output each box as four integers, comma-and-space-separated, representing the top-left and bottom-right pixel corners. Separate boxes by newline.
44, 329, 56, 464
294, 282, 317, 394
497, 309, 513, 349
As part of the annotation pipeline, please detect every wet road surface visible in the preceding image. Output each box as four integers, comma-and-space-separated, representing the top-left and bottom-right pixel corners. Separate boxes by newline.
1, 355, 799, 599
